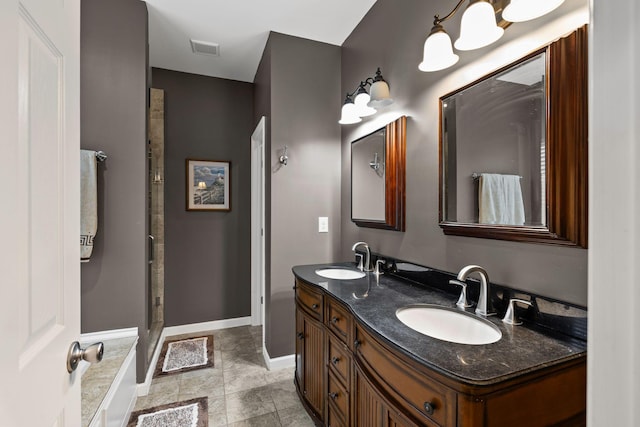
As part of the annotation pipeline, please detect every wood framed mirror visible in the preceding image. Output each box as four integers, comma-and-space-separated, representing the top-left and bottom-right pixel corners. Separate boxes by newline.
351, 116, 406, 231
439, 26, 587, 247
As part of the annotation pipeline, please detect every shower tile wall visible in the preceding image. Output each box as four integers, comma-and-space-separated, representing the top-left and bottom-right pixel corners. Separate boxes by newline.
149, 88, 165, 360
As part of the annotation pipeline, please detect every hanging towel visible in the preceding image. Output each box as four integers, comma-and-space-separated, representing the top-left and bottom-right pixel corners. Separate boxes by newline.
80, 150, 98, 262
478, 173, 525, 225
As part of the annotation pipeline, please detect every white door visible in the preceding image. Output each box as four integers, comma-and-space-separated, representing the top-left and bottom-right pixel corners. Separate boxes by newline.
251, 117, 266, 332
0, 0, 81, 425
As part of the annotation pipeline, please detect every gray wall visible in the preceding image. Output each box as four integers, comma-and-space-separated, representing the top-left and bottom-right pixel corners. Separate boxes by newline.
340, 0, 589, 306
151, 68, 254, 326
254, 33, 342, 357
80, 0, 150, 382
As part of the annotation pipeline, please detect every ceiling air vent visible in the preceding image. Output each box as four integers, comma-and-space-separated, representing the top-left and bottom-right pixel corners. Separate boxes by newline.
190, 39, 220, 57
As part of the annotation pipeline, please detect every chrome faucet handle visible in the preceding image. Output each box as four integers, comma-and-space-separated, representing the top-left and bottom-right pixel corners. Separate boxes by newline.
502, 298, 533, 325
351, 241, 372, 272
355, 254, 364, 271
449, 279, 473, 309
374, 259, 385, 276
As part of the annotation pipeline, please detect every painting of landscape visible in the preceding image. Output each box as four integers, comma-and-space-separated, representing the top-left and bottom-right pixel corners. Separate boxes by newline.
186, 159, 231, 211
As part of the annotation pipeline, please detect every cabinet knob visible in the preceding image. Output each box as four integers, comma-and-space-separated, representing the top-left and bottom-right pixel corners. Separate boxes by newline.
292, 285, 297, 290
331, 316, 339, 324
297, 332, 304, 340
312, 303, 319, 310
331, 356, 340, 365
423, 401, 435, 415
354, 339, 361, 348
328, 392, 338, 400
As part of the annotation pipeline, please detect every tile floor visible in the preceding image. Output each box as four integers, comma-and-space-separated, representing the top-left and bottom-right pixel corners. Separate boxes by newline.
133, 325, 315, 426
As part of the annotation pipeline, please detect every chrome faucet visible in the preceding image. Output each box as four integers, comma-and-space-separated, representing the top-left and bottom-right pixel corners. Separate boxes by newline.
456, 265, 495, 316
351, 241, 372, 272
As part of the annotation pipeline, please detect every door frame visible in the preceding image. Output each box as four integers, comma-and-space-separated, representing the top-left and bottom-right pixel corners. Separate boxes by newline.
251, 117, 266, 330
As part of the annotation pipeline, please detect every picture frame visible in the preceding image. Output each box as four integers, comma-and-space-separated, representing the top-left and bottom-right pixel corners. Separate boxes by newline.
186, 159, 231, 211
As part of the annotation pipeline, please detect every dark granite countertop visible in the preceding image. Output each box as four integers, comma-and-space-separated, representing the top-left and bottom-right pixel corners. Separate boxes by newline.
292, 262, 587, 386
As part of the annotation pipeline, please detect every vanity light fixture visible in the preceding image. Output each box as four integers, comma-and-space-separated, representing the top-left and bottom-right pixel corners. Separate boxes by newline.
339, 68, 393, 125
455, 0, 504, 51
419, 0, 564, 73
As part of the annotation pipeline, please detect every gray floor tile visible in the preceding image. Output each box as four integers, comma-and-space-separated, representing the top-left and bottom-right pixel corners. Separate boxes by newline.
222, 350, 265, 371
225, 386, 277, 424
264, 367, 294, 385
224, 366, 268, 394
228, 411, 281, 427
132, 325, 302, 427
207, 396, 228, 427
277, 404, 315, 427
268, 380, 299, 412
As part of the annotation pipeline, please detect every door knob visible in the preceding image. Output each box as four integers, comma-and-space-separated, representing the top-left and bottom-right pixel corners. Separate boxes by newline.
67, 341, 104, 373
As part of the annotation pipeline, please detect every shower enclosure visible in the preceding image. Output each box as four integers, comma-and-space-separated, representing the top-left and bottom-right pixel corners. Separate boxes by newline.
147, 88, 165, 362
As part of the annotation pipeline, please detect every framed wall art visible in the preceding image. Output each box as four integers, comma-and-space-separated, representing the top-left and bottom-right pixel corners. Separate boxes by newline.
186, 159, 231, 211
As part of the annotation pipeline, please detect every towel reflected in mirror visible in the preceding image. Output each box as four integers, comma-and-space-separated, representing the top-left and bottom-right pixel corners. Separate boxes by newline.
478, 173, 525, 225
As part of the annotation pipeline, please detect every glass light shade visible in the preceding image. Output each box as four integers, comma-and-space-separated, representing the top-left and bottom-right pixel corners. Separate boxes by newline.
339, 102, 362, 125
502, 0, 564, 22
367, 81, 393, 108
419, 28, 460, 72
454, 1, 504, 51
354, 91, 377, 117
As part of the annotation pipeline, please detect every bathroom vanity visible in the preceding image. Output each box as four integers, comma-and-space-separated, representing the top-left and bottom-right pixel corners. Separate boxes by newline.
292, 263, 586, 426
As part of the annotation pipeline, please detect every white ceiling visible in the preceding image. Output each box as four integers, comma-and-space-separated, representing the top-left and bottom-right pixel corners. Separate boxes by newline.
144, 0, 377, 83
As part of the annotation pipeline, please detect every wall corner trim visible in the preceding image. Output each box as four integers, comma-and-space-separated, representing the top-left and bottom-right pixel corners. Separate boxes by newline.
262, 346, 295, 371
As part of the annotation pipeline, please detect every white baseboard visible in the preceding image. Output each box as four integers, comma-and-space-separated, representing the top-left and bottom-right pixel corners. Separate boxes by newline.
262, 344, 295, 371
162, 316, 252, 337
138, 327, 165, 396
138, 316, 252, 396
81, 327, 138, 343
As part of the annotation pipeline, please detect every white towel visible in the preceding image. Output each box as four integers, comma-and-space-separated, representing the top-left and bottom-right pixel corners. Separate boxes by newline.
81, 150, 98, 262
479, 173, 525, 225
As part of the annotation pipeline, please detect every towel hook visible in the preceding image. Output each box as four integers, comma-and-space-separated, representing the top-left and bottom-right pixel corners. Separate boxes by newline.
95, 151, 107, 162
279, 146, 288, 166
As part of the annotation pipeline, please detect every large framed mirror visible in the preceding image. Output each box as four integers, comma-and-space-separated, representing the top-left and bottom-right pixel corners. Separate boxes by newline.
351, 116, 406, 231
439, 26, 587, 247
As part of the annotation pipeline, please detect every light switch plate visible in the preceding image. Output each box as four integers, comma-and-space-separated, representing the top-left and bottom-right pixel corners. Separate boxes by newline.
318, 217, 329, 233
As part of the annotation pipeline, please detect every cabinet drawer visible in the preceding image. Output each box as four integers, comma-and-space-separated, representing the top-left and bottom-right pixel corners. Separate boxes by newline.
326, 297, 352, 345
355, 325, 456, 426
328, 335, 351, 386
295, 279, 323, 321
327, 372, 349, 423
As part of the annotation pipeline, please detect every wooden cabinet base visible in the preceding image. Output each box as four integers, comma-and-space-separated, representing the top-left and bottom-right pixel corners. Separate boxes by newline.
294, 278, 586, 427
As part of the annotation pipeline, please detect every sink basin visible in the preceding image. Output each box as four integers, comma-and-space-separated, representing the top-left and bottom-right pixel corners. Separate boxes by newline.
396, 305, 502, 345
315, 268, 365, 280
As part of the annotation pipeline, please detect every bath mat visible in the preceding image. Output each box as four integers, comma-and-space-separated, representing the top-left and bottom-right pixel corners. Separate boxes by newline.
127, 397, 208, 427
153, 335, 214, 378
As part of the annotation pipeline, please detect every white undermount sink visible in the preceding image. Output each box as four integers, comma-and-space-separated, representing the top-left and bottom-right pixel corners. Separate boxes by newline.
396, 305, 502, 345
315, 268, 366, 280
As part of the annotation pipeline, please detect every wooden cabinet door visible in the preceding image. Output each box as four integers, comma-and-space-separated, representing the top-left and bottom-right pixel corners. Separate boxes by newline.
295, 307, 304, 390
354, 365, 385, 427
301, 310, 325, 417
387, 409, 419, 427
